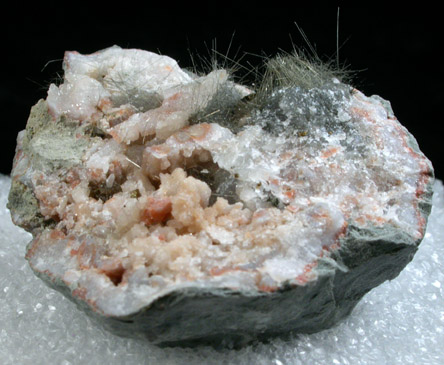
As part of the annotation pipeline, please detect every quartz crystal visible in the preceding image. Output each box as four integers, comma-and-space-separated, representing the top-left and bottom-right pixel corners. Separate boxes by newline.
8, 46, 434, 347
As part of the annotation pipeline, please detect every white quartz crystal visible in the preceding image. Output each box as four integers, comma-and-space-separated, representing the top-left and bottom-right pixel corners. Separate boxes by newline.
2, 176, 443, 363
10, 46, 433, 322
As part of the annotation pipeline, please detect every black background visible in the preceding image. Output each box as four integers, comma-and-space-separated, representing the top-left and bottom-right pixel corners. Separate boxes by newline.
2, 3, 442, 179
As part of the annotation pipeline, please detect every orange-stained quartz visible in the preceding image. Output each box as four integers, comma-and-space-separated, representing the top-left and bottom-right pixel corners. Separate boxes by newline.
141, 197, 173, 226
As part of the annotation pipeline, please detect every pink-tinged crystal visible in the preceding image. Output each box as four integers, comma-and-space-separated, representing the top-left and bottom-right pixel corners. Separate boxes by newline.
8, 46, 433, 346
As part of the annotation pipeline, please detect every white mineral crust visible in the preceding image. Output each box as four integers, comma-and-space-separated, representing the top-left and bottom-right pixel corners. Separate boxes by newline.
10, 46, 433, 318
2, 175, 443, 364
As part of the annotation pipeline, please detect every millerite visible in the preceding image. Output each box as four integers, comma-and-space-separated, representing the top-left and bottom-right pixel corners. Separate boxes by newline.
8, 46, 433, 347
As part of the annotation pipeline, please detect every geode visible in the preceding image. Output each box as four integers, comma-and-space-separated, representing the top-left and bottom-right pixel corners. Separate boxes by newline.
8, 46, 434, 347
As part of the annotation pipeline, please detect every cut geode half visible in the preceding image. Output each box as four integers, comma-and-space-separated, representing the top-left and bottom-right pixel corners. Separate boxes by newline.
8, 46, 434, 347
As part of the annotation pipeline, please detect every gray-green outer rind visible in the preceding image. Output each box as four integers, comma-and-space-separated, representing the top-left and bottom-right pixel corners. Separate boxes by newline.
13, 96, 435, 348
28, 187, 433, 348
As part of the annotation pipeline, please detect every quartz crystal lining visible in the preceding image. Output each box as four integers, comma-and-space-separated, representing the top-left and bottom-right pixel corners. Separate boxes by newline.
7, 46, 434, 345
2, 175, 443, 364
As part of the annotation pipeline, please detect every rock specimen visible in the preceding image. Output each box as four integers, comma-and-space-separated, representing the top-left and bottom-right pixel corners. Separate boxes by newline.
8, 46, 434, 347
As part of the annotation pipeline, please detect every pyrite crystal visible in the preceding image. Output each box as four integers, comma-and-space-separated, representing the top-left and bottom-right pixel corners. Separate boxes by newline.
8, 46, 434, 347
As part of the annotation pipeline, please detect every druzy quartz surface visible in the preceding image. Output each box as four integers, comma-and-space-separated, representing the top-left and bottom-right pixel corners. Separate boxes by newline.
7, 46, 434, 346
2, 175, 444, 363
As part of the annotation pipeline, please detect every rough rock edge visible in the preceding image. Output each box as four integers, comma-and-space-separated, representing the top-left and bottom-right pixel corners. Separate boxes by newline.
7, 99, 91, 234
27, 220, 427, 348
19, 111, 434, 347
8, 54, 435, 348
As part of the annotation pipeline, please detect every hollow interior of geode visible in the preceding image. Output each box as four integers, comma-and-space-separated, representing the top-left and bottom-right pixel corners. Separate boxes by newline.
28, 47, 427, 298
34, 114, 348, 292
40, 123, 340, 290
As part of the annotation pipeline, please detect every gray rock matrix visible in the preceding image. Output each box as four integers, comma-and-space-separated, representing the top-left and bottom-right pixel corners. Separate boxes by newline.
7, 48, 434, 347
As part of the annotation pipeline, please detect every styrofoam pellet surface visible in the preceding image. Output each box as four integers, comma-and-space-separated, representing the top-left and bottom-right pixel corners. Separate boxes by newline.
1, 174, 443, 365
